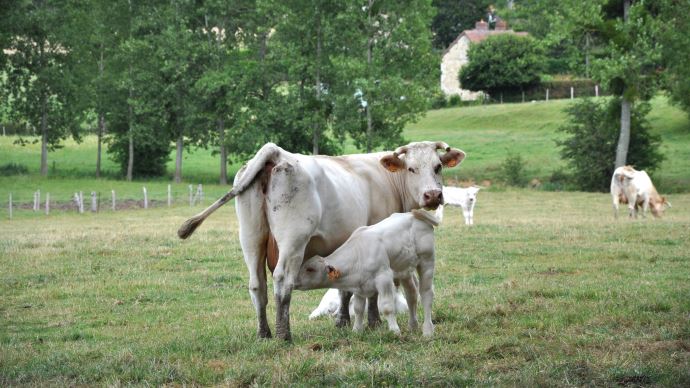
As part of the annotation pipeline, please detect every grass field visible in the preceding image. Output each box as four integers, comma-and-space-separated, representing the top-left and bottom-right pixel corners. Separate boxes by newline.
1, 96, 689, 203
2, 190, 689, 386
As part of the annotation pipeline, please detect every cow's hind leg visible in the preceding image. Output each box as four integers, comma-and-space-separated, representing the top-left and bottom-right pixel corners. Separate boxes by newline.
367, 294, 382, 328
236, 188, 272, 338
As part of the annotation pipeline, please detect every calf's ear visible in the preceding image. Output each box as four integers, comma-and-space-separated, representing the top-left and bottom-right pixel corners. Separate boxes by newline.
326, 265, 341, 281
380, 153, 405, 172
441, 149, 466, 168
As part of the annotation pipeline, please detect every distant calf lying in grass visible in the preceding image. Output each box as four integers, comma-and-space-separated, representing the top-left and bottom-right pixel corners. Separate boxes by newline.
294, 210, 438, 336
435, 186, 480, 225
611, 166, 670, 218
309, 288, 409, 321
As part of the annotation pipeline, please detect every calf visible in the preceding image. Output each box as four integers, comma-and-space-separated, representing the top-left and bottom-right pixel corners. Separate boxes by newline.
309, 288, 409, 320
294, 210, 438, 336
611, 165, 670, 218
435, 186, 480, 225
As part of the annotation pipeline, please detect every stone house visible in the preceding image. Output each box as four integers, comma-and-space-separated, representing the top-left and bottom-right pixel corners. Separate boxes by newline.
440, 20, 528, 100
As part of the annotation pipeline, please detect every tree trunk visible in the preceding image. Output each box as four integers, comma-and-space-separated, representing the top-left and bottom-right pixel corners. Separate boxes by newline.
218, 118, 227, 185
312, 7, 322, 155
96, 112, 104, 178
615, 98, 632, 168
126, 88, 134, 181
174, 134, 183, 183
40, 95, 48, 176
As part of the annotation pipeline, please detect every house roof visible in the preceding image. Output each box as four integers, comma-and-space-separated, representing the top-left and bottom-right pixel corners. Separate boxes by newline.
443, 20, 529, 56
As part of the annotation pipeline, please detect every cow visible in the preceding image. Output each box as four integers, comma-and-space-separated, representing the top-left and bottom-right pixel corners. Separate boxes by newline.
434, 185, 480, 225
611, 165, 670, 219
294, 210, 438, 336
177, 141, 465, 340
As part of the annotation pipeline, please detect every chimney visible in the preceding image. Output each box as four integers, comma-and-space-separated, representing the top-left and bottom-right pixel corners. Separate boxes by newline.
475, 20, 488, 31
495, 20, 508, 31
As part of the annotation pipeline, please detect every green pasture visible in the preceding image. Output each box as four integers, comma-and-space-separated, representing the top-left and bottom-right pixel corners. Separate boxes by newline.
1, 190, 689, 386
1, 96, 689, 204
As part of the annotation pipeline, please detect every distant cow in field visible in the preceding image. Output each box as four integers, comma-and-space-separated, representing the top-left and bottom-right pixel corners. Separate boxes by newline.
611, 166, 670, 219
177, 141, 465, 340
295, 210, 439, 336
435, 185, 480, 225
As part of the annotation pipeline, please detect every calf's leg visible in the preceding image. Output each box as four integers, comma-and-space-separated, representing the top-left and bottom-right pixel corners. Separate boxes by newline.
352, 294, 366, 332
417, 261, 436, 337
400, 275, 419, 331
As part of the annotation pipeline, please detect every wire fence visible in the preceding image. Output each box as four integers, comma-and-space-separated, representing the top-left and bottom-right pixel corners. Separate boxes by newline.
5, 184, 214, 219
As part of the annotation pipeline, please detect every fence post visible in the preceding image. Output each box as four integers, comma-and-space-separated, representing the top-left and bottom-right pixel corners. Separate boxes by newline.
546, 88, 549, 101
167, 184, 171, 207
570, 86, 574, 100
45, 193, 50, 215
143, 187, 148, 209
79, 191, 84, 214
91, 192, 97, 212
74, 193, 80, 212
111, 190, 116, 211
595, 84, 599, 97
197, 184, 203, 204
189, 185, 193, 206
522, 91, 525, 103
9, 193, 12, 220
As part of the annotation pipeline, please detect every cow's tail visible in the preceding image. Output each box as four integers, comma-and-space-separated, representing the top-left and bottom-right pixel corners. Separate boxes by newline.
177, 143, 282, 239
412, 209, 440, 227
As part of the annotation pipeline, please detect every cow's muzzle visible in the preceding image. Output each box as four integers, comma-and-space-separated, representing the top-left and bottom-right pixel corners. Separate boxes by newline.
423, 189, 443, 209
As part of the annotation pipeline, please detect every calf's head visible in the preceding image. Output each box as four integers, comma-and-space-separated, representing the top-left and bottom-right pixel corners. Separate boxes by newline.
294, 256, 340, 290
466, 186, 480, 204
380, 141, 465, 210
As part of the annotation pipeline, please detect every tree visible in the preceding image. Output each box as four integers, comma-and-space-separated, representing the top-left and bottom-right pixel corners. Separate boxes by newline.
657, 0, 690, 118
459, 34, 544, 99
4, 0, 82, 176
431, 0, 491, 50
557, 98, 663, 192
593, 0, 663, 168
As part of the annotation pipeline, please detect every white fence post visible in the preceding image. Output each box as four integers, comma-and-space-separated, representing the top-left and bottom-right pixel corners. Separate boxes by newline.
595, 84, 599, 97
196, 184, 203, 204
189, 185, 193, 206
45, 193, 50, 215
79, 191, 84, 214
570, 86, 574, 100
167, 184, 171, 207
546, 88, 549, 101
9, 193, 12, 220
111, 190, 116, 211
91, 192, 97, 212
143, 187, 148, 209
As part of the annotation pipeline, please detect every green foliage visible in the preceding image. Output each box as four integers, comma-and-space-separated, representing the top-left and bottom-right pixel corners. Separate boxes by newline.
500, 152, 526, 187
431, 0, 491, 49
106, 125, 171, 178
0, 162, 29, 176
557, 98, 664, 192
459, 34, 545, 97
657, 0, 690, 119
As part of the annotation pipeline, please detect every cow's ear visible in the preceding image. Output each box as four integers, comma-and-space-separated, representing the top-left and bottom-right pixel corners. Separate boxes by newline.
441, 149, 466, 168
326, 265, 341, 281
380, 153, 405, 172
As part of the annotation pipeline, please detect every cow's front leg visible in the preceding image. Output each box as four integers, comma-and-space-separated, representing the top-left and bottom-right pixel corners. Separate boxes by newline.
352, 294, 366, 332
417, 262, 435, 337
367, 294, 381, 328
336, 290, 352, 328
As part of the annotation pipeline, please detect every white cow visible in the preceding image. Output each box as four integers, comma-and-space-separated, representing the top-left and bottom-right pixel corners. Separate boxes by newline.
611, 165, 670, 218
308, 288, 409, 321
294, 210, 438, 336
178, 141, 465, 340
435, 186, 480, 225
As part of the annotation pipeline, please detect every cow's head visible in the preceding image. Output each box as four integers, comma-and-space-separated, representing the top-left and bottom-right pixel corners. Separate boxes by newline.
380, 141, 465, 210
650, 196, 671, 218
293, 256, 334, 290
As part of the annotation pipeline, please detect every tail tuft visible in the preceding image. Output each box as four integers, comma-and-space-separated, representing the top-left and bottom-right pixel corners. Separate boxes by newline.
178, 215, 206, 239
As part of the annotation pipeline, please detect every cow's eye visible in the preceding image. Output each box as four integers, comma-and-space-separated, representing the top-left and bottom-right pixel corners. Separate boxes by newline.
408, 167, 416, 173
306, 267, 315, 273
434, 164, 442, 174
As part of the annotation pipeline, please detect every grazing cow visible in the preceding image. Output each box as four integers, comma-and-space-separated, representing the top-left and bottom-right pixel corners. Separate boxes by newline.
309, 287, 409, 320
294, 210, 438, 336
611, 165, 670, 218
177, 141, 465, 340
435, 186, 480, 225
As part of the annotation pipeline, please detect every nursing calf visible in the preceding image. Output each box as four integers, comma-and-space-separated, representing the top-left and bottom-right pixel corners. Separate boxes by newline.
295, 210, 439, 336
611, 165, 670, 218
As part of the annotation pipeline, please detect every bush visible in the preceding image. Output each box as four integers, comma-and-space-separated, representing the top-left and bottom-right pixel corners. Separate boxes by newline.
459, 34, 545, 98
557, 98, 664, 192
0, 162, 29, 176
500, 152, 526, 187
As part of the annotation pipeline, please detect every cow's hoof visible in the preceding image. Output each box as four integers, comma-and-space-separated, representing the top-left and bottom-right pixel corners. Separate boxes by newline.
276, 331, 292, 342
258, 328, 272, 339
335, 317, 351, 328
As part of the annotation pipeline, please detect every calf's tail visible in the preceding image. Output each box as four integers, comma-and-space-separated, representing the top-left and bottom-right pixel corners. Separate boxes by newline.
177, 143, 282, 239
412, 209, 440, 227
